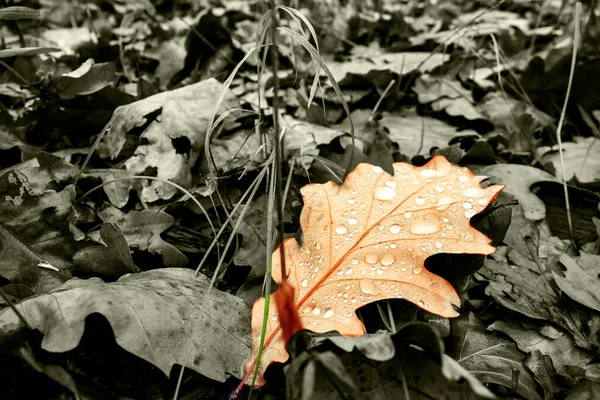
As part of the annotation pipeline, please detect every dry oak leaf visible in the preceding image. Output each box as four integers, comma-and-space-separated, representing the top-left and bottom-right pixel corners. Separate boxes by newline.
244, 155, 503, 386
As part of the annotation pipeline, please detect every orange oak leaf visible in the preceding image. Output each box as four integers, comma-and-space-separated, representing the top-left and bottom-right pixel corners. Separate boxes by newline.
243, 155, 503, 387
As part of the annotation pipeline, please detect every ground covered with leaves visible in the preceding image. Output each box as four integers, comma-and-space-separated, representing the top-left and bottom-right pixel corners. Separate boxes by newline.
1, 0, 600, 399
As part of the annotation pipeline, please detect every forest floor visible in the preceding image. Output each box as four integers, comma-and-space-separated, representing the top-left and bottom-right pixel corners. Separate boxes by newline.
1, 0, 600, 399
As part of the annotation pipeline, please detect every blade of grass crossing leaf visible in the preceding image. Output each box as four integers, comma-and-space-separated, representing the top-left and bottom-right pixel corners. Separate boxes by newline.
177, 162, 271, 400
270, 10, 288, 281
282, 156, 295, 209
74, 115, 114, 186
194, 157, 272, 276
0, 287, 32, 329
277, 27, 355, 177
578, 105, 600, 139
489, 34, 506, 94
270, 6, 304, 369
279, 6, 320, 54
312, 155, 344, 184
203, 47, 263, 238
0, 60, 30, 84
370, 79, 395, 123
236, 152, 278, 400
555, 2, 581, 248
76, 175, 217, 238
250, 152, 278, 396
205, 46, 261, 176
278, 6, 321, 105
400, 0, 507, 94
211, 108, 259, 135
75, 175, 212, 228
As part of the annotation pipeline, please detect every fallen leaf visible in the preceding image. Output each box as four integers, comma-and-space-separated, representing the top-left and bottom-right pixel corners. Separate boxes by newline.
106, 78, 239, 202
413, 10, 541, 52
327, 52, 448, 84
554, 252, 600, 313
448, 312, 542, 400
244, 155, 503, 386
84, 169, 132, 208
73, 223, 142, 280
477, 93, 554, 153
488, 319, 593, 371
96, 205, 188, 267
286, 323, 495, 399
206, 129, 265, 173
143, 39, 186, 89
379, 109, 480, 156
50, 60, 117, 100
536, 137, 600, 183
473, 163, 558, 221
0, 166, 78, 298
526, 350, 561, 400
282, 114, 345, 166
233, 196, 272, 302
206, 115, 343, 174
0, 268, 251, 383
567, 380, 600, 399
12, 343, 81, 398
530, 181, 600, 247
41, 28, 93, 53
413, 75, 483, 120
478, 257, 600, 352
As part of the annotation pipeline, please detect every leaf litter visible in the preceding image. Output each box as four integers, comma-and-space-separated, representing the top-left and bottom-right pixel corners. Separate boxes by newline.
0, 1, 600, 399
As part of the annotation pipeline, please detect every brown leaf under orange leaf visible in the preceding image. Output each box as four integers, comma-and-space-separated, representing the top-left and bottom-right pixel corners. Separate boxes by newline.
243, 155, 504, 387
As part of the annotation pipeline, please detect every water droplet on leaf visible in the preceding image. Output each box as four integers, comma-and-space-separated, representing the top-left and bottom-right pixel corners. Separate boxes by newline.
335, 225, 347, 234
381, 253, 395, 265
365, 253, 378, 264
359, 279, 377, 295
409, 216, 441, 235
420, 169, 438, 178
463, 188, 481, 197
374, 186, 396, 201
464, 210, 476, 219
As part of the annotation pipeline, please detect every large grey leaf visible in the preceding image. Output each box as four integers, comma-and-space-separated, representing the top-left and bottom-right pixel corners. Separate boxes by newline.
0, 268, 251, 383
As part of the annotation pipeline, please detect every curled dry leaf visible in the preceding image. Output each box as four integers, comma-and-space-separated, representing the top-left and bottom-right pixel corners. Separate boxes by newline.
244, 156, 504, 386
